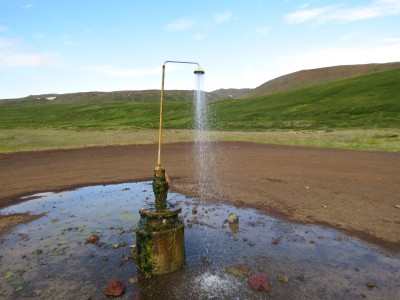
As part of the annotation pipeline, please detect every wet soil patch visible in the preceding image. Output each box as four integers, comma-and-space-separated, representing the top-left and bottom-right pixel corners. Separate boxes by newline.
0, 182, 399, 299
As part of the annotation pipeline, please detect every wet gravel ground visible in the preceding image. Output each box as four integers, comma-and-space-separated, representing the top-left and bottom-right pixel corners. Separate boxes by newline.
0, 182, 399, 299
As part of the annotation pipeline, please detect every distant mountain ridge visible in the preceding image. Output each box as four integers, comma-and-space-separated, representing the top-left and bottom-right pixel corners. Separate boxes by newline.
0, 89, 250, 105
246, 62, 400, 98
1, 62, 400, 104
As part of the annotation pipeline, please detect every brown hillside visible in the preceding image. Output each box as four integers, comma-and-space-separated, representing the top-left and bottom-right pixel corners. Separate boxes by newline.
247, 62, 400, 98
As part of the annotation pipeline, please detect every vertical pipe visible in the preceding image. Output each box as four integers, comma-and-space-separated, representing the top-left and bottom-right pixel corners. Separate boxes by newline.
157, 64, 165, 167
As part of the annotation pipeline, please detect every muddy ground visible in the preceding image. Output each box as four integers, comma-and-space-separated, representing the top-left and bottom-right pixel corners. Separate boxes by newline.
0, 142, 399, 251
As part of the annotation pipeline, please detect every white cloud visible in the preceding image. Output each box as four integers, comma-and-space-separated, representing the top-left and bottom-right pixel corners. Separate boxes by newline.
0, 37, 63, 67
166, 17, 197, 31
285, 6, 337, 24
0, 52, 62, 67
21, 4, 34, 9
379, 37, 400, 43
193, 33, 205, 41
340, 32, 362, 42
257, 25, 271, 35
89, 65, 160, 77
285, 0, 400, 24
213, 11, 233, 24
33, 32, 45, 39
165, 12, 232, 32
282, 44, 400, 72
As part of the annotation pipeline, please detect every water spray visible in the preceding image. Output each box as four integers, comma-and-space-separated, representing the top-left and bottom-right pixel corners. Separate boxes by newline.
157, 61, 205, 174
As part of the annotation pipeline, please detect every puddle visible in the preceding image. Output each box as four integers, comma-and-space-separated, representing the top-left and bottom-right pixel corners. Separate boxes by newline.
0, 182, 399, 299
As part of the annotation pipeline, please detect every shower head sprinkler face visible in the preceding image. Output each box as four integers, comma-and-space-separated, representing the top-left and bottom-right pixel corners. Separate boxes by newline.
194, 68, 205, 75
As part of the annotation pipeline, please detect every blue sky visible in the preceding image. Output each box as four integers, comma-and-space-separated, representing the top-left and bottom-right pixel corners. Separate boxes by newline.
1, 0, 400, 99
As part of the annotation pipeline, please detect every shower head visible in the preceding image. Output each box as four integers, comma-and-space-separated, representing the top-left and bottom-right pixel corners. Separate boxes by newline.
194, 68, 205, 75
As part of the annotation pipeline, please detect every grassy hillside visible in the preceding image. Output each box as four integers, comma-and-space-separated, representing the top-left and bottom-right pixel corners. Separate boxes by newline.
213, 68, 400, 130
0, 101, 195, 130
247, 62, 400, 98
0, 68, 399, 132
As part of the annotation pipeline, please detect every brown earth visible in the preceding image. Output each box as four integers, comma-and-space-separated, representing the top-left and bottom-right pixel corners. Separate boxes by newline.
0, 142, 399, 251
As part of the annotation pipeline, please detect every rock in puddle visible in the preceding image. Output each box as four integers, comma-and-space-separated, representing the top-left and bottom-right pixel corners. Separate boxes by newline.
105, 279, 125, 297
272, 238, 281, 245
278, 273, 289, 283
367, 282, 376, 289
227, 263, 251, 277
87, 234, 99, 244
248, 274, 272, 292
228, 213, 239, 224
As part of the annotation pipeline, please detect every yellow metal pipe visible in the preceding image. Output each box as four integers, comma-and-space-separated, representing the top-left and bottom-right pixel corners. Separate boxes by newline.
157, 64, 165, 169
156, 61, 204, 174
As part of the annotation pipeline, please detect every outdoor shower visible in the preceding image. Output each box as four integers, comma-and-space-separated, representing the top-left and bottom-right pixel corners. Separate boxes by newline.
136, 61, 205, 276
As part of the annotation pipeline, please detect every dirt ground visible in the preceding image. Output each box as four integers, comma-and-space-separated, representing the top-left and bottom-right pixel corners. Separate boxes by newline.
0, 142, 399, 251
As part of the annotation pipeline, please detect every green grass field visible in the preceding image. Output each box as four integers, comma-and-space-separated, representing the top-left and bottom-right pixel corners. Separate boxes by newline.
0, 68, 399, 152
212, 68, 400, 130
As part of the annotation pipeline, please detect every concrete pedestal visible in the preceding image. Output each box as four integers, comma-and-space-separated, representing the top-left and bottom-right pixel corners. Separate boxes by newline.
136, 205, 185, 275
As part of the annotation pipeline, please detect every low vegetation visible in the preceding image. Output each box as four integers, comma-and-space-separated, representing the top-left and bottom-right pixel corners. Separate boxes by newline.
0, 66, 399, 152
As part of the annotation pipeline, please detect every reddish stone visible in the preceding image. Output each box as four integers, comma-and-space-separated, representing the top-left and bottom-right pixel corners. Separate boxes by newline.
272, 238, 281, 245
105, 279, 125, 297
248, 274, 272, 292
87, 234, 99, 244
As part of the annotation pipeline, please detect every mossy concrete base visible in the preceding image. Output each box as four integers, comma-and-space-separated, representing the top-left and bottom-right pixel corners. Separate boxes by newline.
136, 205, 185, 275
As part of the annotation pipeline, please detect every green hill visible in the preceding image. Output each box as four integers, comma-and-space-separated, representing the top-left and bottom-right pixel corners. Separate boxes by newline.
0, 68, 399, 131
246, 62, 400, 98
213, 68, 400, 130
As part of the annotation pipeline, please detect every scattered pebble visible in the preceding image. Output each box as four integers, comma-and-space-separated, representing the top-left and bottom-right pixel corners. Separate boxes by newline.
228, 213, 239, 224
227, 263, 251, 277
129, 277, 139, 284
87, 235, 99, 244
202, 257, 212, 265
394, 205, 400, 209
297, 274, 305, 281
248, 274, 272, 292
367, 282, 376, 289
272, 238, 281, 245
278, 274, 288, 283
105, 279, 125, 297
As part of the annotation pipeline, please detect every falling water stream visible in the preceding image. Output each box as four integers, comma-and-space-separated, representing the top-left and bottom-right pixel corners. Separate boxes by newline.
193, 72, 218, 200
